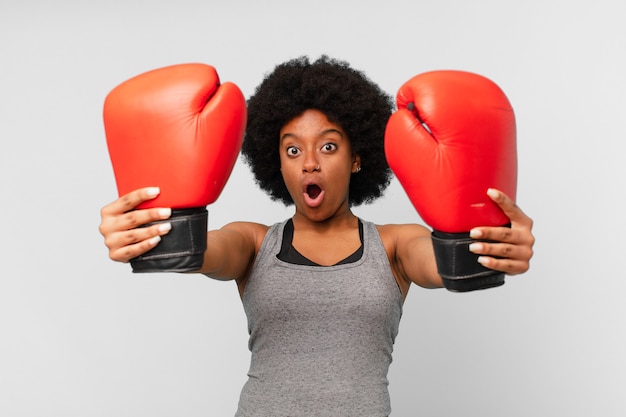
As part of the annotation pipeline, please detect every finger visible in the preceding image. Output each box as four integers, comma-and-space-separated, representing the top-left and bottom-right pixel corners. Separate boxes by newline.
477, 255, 530, 275
105, 221, 172, 249
470, 224, 517, 244
101, 187, 161, 217
109, 235, 162, 263
118, 207, 172, 231
487, 188, 532, 227
470, 239, 533, 274
107, 223, 172, 263
99, 206, 171, 236
471, 239, 533, 261
471, 225, 535, 262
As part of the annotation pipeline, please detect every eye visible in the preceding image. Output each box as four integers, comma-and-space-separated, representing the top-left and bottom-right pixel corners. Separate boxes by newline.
321, 143, 337, 153
286, 146, 300, 156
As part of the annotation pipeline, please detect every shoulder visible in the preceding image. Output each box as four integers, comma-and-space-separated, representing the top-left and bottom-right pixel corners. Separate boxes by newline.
223, 220, 272, 233
374, 222, 431, 269
375, 223, 431, 245
221, 221, 271, 249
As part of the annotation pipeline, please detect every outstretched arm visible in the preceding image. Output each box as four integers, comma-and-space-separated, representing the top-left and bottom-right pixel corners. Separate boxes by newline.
387, 189, 534, 292
99, 187, 267, 284
200, 221, 268, 283
382, 223, 444, 291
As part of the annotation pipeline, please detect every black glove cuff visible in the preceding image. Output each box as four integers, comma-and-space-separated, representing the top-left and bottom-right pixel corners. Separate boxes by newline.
131, 207, 208, 273
431, 230, 505, 292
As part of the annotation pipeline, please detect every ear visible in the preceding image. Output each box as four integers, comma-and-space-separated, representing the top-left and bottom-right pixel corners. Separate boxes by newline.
351, 153, 361, 173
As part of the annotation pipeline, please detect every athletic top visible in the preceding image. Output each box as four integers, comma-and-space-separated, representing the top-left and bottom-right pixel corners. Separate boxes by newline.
235, 219, 403, 417
277, 218, 365, 266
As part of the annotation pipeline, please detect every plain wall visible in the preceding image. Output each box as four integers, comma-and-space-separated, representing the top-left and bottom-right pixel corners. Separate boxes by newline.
1, 1, 624, 415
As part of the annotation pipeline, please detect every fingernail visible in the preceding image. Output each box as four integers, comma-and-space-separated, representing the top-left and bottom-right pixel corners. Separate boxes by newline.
158, 208, 172, 218
469, 243, 482, 253
158, 222, 172, 233
487, 188, 499, 199
146, 187, 160, 197
477, 256, 487, 266
470, 229, 482, 238
149, 236, 161, 245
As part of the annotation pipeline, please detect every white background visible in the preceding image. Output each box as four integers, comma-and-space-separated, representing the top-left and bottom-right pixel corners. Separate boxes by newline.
1, 1, 624, 416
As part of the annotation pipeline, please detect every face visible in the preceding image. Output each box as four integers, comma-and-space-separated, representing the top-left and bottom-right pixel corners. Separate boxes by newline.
279, 109, 361, 222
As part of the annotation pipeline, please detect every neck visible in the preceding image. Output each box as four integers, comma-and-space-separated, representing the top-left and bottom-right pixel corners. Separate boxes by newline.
292, 208, 358, 234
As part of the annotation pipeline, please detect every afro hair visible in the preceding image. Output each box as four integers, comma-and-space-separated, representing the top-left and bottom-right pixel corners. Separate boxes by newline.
241, 55, 394, 206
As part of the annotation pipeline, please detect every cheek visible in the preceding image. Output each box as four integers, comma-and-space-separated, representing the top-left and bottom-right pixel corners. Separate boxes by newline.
279, 163, 298, 190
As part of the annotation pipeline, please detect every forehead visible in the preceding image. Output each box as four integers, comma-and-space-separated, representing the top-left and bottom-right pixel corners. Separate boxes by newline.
280, 109, 346, 139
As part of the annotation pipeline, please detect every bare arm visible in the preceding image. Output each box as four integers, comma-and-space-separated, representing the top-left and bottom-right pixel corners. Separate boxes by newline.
199, 222, 268, 283
381, 223, 444, 290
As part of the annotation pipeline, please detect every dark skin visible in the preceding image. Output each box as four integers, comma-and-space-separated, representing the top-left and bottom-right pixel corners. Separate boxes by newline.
99, 109, 535, 300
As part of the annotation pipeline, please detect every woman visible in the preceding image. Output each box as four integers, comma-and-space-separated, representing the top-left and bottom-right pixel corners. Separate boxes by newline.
100, 56, 534, 416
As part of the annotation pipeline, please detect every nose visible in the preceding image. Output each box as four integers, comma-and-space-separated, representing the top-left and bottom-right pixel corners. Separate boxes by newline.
302, 155, 320, 173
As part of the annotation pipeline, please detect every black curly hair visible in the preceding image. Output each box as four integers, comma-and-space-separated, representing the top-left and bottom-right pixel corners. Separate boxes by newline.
241, 55, 394, 207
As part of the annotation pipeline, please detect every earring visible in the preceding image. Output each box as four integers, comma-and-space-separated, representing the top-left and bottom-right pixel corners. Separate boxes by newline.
355, 166, 361, 173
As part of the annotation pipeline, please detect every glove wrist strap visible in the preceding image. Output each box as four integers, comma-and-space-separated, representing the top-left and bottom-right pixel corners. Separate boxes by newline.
131, 208, 208, 273
431, 230, 505, 292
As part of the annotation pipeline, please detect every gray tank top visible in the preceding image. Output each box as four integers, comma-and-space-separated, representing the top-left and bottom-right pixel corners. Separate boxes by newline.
236, 219, 403, 417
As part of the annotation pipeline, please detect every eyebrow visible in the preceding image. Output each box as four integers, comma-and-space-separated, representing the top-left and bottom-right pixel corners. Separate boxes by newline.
280, 128, 345, 142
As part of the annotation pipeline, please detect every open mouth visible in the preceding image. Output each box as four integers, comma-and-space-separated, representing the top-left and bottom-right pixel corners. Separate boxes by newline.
303, 183, 325, 207
306, 184, 322, 199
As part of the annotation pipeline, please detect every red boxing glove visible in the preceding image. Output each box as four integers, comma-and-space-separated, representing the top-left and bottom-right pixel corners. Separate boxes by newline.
104, 63, 246, 272
385, 70, 517, 291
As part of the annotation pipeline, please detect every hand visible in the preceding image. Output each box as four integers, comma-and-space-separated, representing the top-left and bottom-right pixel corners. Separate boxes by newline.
99, 187, 172, 263
468, 189, 535, 275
